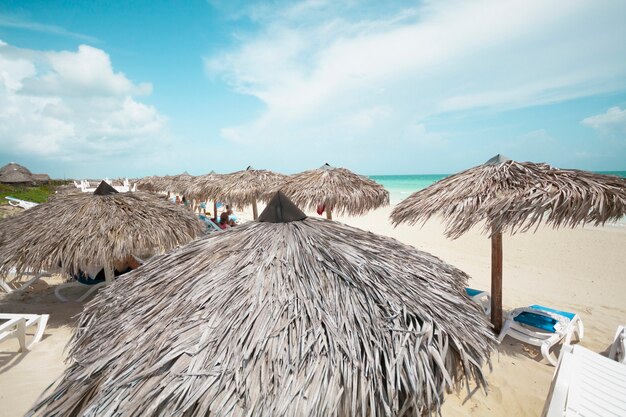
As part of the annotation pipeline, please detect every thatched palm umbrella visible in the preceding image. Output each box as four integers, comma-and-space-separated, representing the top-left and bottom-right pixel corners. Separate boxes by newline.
181, 171, 225, 217
135, 175, 163, 192
390, 155, 626, 332
280, 163, 389, 219
0, 181, 204, 282
217, 166, 286, 219
31, 191, 494, 417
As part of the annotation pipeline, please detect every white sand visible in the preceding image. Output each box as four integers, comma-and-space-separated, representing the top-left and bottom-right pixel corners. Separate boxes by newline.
1, 205, 624, 416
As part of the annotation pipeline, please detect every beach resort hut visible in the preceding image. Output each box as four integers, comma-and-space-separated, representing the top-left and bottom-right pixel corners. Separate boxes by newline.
216, 166, 286, 219
0, 162, 34, 185
0, 181, 204, 283
29, 191, 493, 416
280, 163, 389, 219
390, 155, 626, 331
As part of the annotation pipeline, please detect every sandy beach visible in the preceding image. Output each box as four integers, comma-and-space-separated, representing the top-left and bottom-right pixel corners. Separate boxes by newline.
1, 204, 625, 417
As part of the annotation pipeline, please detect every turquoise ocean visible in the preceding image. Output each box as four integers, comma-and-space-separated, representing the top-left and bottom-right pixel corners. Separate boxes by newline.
369, 171, 626, 224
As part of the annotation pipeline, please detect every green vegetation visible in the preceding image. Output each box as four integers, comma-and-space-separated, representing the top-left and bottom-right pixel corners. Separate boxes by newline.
0, 182, 62, 204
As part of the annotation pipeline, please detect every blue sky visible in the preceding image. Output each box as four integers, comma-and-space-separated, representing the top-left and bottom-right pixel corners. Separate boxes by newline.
0, 0, 625, 178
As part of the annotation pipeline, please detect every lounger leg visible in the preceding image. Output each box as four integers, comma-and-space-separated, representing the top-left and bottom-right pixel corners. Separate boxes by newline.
55, 282, 106, 302
13, 273, 47, 293
16, 318, 27, 352
497, 319, 512, 343
25, 314, 49, 350
77, 283, 105, 302
541, 334, 561, 366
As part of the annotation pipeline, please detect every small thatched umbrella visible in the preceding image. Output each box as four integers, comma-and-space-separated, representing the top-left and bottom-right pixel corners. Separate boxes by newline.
280, 163, 389, 219
390, 155, 626, 331
135, 175, 165, 192
181, 171, 225, 217
31, 191, 494, 417
217, 166, 286, 219
0, 181, 204, 281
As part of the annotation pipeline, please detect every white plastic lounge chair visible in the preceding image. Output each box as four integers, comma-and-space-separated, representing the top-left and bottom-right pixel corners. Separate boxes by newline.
465, 287, 491, 316
0, 270, 51, 294
542, 344, 626, 416
498, 305, 584, 366
5, 196, 38, 210
55, 256, 146, 302
0, 313, 49, 352
55, 279, 106, 302
609, 325, 626, 364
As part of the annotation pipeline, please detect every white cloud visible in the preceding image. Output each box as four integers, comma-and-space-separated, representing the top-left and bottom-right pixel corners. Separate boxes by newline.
0, 41, 167, 163
21, 45, 152, 97
0, 14, 99, 43
581, 107, 626, 133
205, 0, 626, 156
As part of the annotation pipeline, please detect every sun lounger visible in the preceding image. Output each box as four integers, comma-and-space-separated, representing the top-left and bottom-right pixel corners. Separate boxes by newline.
5, 196, 38, 210
0, 270, 51, 294
542, 344, 626, 416
198, 214, 223, 233
54, 278, 106, 302
465, 287, 491, 315
0, 313, 49, 351
55, 256, 146, 302
608, 325, 626, 364
497, 305, 584, 366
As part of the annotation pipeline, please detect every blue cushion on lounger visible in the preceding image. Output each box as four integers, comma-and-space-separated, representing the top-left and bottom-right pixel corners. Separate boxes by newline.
514, 305, 576, 332
75, 271, 105, 286
529, 305, 576, 321
465, 288, 483, 297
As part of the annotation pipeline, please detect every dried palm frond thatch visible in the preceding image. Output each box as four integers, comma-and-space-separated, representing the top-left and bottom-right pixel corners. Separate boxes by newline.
280, 163, 389, 219
0, 185, 204, 276
390, 154, 626, 331
216, 166, 287, 218
31, 192, 494, 417
135, 175, 167, 192
136, 172, 195, 195
181, 171, 224, 201
390, 155, 626, 238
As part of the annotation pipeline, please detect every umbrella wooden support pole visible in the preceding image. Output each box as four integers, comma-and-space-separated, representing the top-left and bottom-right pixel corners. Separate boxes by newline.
104, 266, 115, 285
252, 200, 259, 220
490, 231, 503, 333
213, 201, 218, 219
326, 209, 332, 220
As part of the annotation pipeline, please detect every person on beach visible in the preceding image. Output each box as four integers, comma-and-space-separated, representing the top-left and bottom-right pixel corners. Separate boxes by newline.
219, 212, 231, 230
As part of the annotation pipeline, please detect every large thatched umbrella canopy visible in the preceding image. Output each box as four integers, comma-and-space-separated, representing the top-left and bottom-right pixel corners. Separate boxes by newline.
217, 166, 286, 219
280, 163, 389, 219
390, 154, 626, 331
31, 192, 494, 417
0, 181, 204, 279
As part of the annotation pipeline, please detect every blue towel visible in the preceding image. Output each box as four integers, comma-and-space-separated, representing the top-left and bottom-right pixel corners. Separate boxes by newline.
465, 288, 484, 297
514, 305, 576, 332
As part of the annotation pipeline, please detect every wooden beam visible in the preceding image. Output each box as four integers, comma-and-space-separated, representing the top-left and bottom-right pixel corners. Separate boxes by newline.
491, 230, 503, 333
252, 199, 259, 220
326, 208, 332, 220
104, 266, 115, 285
